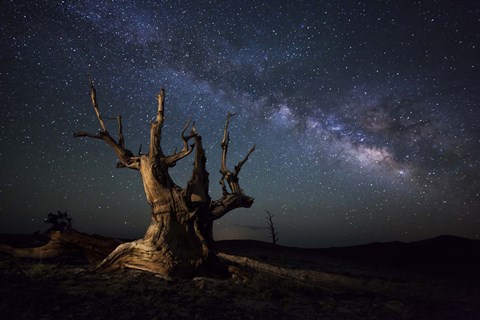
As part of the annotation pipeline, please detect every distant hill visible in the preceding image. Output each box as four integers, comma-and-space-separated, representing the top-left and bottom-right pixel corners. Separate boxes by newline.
2, 233, 478, 279
319, 235, 480, 266
217, 235, 480, 280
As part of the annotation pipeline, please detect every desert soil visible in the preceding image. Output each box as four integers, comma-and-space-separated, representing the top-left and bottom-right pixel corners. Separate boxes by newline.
1, 236, 479, 319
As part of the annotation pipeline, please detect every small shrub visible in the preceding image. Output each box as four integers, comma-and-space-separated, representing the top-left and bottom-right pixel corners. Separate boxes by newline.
44, 211, 72, 233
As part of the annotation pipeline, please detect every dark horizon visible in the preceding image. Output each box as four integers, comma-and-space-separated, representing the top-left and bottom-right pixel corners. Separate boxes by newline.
1, 1, 479, 248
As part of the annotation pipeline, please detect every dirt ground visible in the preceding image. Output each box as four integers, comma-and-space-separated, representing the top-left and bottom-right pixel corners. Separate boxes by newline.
1, 236, 479, 319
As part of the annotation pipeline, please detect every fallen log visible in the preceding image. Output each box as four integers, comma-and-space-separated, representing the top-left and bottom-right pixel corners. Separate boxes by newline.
0, 230, 121, 263
217, 252, 419, 297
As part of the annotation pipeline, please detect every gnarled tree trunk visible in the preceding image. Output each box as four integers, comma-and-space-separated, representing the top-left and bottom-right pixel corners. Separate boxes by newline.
71, 79, 255, 279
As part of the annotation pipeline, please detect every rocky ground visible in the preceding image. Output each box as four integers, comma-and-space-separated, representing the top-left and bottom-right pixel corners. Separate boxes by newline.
1, 235, 479, 319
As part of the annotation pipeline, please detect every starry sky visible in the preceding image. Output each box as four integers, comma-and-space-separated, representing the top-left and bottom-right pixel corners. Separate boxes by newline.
1, 0, 479, 247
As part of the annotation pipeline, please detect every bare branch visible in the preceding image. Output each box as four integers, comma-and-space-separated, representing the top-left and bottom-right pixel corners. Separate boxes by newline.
220, 112, 235, 175
156, 88, 165, 125
117, 115, 125, 148
149, 88, 166, 159
165, 120, 197, 167
218, 112, 255, 195
180, 119, 193, 151
88, 76, 107, 132
233, 144, 256, 177
73, 131, 103, 139
209, 194, 254, 220
209, 112, 256, 219
115, 156, 141, 170
219, 177, 228, 196
74, 78, 139, 171
265, 209, 278, 245
104, 115, 126, 148
75, 130, 140, 170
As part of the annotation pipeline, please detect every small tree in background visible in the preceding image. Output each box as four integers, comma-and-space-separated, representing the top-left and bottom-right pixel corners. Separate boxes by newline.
265, 209, 278, 245
44, 211, 72, 233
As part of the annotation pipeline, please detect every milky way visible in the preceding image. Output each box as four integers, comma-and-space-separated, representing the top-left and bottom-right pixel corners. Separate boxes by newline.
1, 1, 479, 247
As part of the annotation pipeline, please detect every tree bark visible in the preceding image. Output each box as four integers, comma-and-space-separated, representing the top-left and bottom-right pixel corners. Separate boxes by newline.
94, 157, 209, 279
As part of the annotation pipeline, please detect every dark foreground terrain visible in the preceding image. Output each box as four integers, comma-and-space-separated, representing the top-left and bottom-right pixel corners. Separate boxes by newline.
1, 234, 479, 319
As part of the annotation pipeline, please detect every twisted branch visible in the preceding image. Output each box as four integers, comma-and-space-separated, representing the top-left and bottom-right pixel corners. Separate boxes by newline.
219, 112, 255, 195
208, 112, 256, 220
88, 76, 107, 132
165, 120, 197, 167
73, 77, 139, 170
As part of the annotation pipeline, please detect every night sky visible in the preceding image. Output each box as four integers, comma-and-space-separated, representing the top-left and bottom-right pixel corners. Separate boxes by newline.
1, 1, 479, 247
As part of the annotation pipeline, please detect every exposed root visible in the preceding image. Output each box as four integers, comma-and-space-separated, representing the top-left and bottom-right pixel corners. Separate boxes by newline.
95, 239, 206, 280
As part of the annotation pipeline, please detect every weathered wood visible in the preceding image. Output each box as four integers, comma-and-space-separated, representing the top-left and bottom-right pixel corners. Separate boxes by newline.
217, 252, 424, 298
72, 80, 255, 278
0, 230, 120, 263
219, 112, 256, 195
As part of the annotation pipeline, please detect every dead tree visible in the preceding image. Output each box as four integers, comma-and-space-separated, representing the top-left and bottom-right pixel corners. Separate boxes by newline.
72, 78, 255, 278
265, 210, 279, 245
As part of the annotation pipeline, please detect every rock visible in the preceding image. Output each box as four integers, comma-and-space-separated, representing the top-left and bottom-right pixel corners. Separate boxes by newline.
319, 299, 336, 310
384, 300, 407, 314
336, 306, 352, 314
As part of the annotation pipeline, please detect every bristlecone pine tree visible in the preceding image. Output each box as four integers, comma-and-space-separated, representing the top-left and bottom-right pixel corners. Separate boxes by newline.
73, 78, 255, 279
